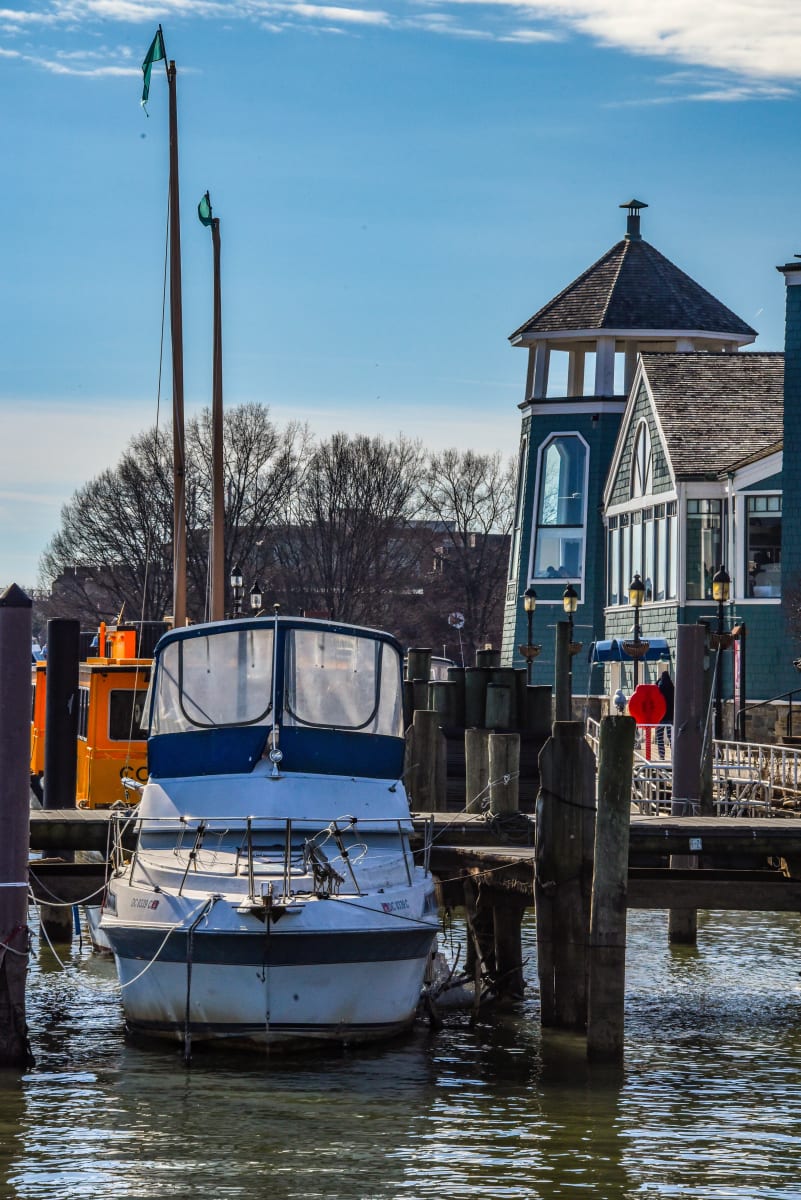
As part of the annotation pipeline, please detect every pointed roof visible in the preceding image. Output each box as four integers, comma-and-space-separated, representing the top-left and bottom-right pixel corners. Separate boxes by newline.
640, 352, 783, 479
510, 231, 756, 343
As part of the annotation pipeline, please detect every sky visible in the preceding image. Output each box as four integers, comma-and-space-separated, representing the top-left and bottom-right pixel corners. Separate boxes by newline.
3, 0, 801, 588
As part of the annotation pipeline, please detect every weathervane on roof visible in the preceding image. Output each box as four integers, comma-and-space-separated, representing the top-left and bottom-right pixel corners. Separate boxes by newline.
620, 198, 648, 241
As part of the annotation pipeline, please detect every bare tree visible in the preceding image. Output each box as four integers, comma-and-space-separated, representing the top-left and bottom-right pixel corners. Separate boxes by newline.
418, 449, 515, 652
276, 432, 424, 625
39, 403, 305, 625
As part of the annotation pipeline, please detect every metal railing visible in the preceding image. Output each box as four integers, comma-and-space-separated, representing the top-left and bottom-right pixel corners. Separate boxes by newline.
584, 717, 801, 817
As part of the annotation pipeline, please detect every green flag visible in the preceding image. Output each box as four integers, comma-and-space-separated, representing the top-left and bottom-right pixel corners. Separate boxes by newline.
141, 26, 166, 109
198, 191, 213, 227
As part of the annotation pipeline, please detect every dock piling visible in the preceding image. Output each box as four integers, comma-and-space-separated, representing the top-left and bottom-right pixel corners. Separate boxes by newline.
41, 618, 81, 944
587, 715, 636, 1062
0, 584, 33, 1067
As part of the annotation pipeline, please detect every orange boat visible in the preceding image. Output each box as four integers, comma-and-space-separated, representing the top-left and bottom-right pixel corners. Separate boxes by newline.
30, 622, 162, 809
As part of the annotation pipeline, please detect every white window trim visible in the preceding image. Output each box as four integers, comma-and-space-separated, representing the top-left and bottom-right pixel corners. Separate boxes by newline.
526, 430, 590, 593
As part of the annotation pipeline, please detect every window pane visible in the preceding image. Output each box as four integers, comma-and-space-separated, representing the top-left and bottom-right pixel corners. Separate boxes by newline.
656, 517, 667, 601
644, 519, 654, 601
283, 630, 403, 736
609, 528, 620, 605
152, 629, 274, 733
534, 436, 587, 579
686, 501, 722, 600
747, 496, 781, 597
109, 690, 148, 741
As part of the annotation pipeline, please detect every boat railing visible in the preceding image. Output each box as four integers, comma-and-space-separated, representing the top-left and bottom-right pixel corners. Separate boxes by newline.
112, 812, 430, 905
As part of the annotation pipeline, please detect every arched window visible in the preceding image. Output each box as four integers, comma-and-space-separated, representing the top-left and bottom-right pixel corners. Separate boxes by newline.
631, 421, 653, 498
532, 434, 587, 579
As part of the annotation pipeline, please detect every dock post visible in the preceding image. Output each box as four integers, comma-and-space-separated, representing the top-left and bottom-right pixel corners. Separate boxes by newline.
488, 732, 520, 814
41, 618, 81, 944
535, 721, 596, 1029
0, 584, 33, 1067
493, 893, 527, 1004
669, 625, 705, 945
463, 874, 495, 995
587, 715, 636, 1063
554, 623, 571, 721
465, 728, 490, 812
405, 709, 446, 811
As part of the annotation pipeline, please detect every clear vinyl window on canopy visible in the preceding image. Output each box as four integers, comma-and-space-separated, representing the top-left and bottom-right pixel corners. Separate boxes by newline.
151, 627, 274, 733
283, 629, 403, 736
532, 435, 587, 580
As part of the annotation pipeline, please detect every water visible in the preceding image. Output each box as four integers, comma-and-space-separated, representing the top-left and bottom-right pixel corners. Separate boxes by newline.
3, 909, 801, 1199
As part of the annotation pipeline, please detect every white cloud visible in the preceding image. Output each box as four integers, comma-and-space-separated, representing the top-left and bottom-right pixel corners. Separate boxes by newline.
3, 0, 801, 85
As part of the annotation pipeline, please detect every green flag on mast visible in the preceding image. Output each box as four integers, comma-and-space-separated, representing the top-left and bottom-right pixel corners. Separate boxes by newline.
141, 26, 166, 109
198, 192, 213, 227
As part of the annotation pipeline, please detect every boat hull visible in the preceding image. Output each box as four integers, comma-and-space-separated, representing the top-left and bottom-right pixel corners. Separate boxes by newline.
108, 924, 436, 1047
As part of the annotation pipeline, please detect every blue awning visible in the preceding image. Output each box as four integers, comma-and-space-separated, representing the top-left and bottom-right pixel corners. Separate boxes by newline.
589, 637, 671, 663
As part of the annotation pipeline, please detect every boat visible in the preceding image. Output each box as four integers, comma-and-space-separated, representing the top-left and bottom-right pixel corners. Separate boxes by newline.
30, 621, 164, 809
100, 613, 440, 1049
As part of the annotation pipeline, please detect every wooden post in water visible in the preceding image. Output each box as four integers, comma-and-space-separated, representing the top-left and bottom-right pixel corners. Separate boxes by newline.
42, 618, 80, 944
587, 715, 636, 1063
406, 647, 432, 683
554, 623, 572, 722
488, 732, 520, 814
465, 728, 491, 812
485, 683, 512, 730
670, 625, 705, 944
0, 585, 33, 1067
405, 710, 446, 811
535, 721, 596, 1029
493, 894, 528, 1004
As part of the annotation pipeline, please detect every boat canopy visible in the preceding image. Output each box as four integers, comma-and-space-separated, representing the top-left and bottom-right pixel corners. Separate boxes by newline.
589, 638, 671, 663
147, 618, 406, 781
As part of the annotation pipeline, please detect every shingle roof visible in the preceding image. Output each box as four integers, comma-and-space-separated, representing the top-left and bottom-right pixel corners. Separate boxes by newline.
640, 352, 784, 479
510, 238, 756, 341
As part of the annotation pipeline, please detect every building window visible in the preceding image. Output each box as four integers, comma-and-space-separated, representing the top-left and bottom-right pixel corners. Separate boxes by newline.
746, 495, 781, 597
631, 421, 653, 498
686, 498, 722, 600
532, 435, 587, 579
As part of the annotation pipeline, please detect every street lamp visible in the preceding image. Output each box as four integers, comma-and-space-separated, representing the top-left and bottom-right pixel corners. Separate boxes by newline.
518, 586, 540, 684
711, 564, 731, 738
625, 572, 648, 687
562, 583, 578, 642
249, 580, 263, 614
230, 563, 244, 617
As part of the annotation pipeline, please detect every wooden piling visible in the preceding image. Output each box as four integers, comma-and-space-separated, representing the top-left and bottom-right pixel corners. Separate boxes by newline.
475, 648, 500, 669
535, 721, 596, 1030
493, 894, 527, 1004
465, 727, 491, 812
553, 623, 571, 722
587, 715, 636, 1063
42, 617, 80, 944
406, 647, 432, 683
464, 667, 490, 729
405, 709, 446, 812
670, 625, 705, 945
485, 682, 512, 730
489, 668, 519, 727
0, 584, 33, 1067
446, 666, 466, 728
463, 874, 496, 988
429, 680, 458, 729
488, 732, 520, 814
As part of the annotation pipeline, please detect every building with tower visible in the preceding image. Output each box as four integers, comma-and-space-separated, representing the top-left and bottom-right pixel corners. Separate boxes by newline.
501, 201, 759, 698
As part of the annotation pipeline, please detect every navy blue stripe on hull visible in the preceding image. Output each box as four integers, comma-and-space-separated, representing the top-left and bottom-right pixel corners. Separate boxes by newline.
129, 1018, 410, 1037
108, 926, 435, 966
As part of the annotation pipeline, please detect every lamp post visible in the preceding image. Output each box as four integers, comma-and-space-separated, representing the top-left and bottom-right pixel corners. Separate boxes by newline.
563, 583, 579, 697
230, 563, 244, 618
249, 580, 263, 615
627, 572, 646, 688
519, 586, 540, 684
712, 564, 731, 739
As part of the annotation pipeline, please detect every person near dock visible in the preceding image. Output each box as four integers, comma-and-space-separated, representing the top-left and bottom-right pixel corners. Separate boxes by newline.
656, 670, 674, 759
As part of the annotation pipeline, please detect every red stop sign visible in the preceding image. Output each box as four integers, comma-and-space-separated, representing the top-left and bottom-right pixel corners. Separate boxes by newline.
627, 683, 666, 726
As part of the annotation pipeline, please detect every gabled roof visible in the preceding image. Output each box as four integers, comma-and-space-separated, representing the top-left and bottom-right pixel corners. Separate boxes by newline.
640, 352, 784, 480
510, 238, 756, 341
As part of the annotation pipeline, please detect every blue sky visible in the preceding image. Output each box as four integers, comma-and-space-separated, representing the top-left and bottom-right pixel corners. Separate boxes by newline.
2, 0, 801, 587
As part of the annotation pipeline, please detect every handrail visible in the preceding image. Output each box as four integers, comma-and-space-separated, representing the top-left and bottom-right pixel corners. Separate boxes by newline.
740, 687, 801, 740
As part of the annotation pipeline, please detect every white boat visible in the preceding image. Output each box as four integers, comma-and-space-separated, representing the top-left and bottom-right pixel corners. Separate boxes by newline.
100, 615, 439, 1050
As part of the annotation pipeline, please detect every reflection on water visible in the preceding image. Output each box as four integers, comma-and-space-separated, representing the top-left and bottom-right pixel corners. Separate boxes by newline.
3, 909, 801, 1198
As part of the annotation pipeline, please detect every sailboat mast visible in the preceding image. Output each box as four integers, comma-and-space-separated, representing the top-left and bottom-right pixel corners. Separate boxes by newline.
210, 213, 225, 621
167, 59, 187, 629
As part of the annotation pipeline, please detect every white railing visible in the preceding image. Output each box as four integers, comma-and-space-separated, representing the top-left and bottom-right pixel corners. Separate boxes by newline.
584, 718, 801, 817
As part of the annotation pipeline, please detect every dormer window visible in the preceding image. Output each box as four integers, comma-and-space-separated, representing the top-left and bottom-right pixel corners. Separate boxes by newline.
631, 421, 653, 498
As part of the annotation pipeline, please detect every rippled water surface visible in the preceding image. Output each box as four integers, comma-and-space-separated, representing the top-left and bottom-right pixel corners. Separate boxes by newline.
3, 909, 801, 1199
